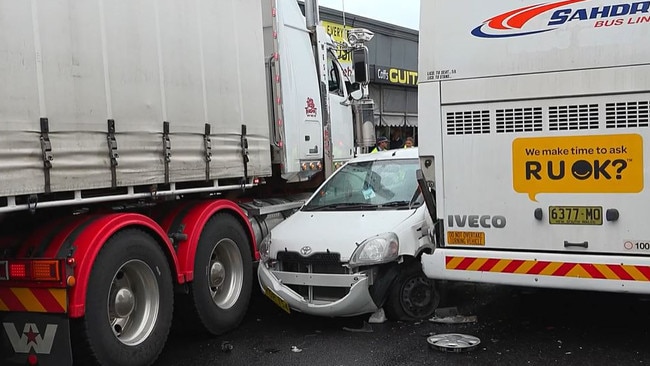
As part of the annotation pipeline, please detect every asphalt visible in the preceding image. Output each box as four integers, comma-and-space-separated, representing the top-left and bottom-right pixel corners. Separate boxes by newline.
157, 280, 650, 366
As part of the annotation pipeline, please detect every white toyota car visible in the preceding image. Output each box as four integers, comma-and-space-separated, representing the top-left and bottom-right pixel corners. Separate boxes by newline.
258, 147, 439, 320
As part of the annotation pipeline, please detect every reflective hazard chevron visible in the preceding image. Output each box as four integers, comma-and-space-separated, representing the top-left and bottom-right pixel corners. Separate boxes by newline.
445, 256, 650, 281
0, 288, 67, 313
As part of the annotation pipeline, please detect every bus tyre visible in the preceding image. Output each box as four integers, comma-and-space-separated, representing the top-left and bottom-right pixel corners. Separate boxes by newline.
73, 229, 173, 366
384, 261, 439, 321
181, 213, 252, 335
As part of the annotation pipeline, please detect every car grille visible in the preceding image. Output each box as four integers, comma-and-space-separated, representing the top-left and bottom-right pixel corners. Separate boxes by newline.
277, 251, 342, 265
276, 251, 350, 302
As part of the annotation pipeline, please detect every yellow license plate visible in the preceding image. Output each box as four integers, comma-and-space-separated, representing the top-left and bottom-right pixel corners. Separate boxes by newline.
549, 206, 602, 225
264, 287, 290, 314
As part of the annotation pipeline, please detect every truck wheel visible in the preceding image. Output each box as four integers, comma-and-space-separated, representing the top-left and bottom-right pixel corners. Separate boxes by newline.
73, 229, 173, 366
384, 261, 439, 321
181, 213, 252, 335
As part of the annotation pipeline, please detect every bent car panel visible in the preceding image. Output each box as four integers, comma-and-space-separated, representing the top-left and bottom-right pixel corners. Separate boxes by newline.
258, 265, 378, 317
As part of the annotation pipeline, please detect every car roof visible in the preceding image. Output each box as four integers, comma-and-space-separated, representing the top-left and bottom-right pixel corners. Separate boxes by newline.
350, 147, 419, 164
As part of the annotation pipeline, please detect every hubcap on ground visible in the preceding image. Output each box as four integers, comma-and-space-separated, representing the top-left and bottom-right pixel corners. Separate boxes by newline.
427, 333, 481, 353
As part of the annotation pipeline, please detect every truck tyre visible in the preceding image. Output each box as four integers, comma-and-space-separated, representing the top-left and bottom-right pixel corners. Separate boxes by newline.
180, 213, 252, 335
384, 261, 439, 321
72, 229, 173, 366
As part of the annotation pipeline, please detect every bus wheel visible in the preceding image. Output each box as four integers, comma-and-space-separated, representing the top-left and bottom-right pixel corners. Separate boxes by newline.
73, 229, 173, 366
384, 261, 439, 321
182, 213, 252, 335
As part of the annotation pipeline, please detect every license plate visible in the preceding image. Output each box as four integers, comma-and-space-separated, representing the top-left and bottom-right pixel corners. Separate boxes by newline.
549, 206, 602, 225
264, 287, 291, 314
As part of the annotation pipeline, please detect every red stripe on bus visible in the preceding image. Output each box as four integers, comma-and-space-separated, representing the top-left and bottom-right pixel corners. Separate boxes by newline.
528, 261, 551, 275
580, 263, 606, 279
502, 259, 524, 273
635, 265, 650, 281
456, 257, 477, 270
479, 258, 500, 272
607, 265, 634, 281
552, 262, 575, 277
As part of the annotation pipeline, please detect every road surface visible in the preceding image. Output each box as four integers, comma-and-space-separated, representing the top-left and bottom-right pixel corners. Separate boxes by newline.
157, 280, 650, 365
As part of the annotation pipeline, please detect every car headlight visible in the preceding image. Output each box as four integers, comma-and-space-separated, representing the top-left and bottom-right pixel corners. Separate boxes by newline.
259, 233, 271, 263
349, 232, 399, 267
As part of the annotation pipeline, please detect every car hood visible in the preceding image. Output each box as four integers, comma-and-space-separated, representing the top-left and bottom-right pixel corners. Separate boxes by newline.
269, 209, 417, 262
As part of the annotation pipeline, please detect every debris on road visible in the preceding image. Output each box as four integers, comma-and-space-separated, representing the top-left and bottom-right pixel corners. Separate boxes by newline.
429, 307, 477, 324
368, 308, 387, 324
291, 346, 303, 353
342, 321, 374, 333
427, 333, 481, 353
220, 341, 233, 353
430, 315, 478, 324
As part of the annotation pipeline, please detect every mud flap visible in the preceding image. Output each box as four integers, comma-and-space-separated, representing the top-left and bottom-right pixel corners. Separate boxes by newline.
0, 312, 72, 366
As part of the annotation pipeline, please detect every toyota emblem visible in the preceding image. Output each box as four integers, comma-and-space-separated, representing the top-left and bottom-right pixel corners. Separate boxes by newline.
300, 246, 312, 256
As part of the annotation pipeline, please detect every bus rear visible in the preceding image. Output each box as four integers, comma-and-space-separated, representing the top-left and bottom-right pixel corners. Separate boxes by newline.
418, 0, 650, 292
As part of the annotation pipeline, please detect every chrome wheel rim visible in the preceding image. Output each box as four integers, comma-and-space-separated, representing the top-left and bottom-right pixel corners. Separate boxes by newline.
107, 260, 159, 346
208, 238, 243, 309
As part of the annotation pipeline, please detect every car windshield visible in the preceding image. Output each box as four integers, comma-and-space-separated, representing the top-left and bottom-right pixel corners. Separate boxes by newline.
302, 158, 423, 211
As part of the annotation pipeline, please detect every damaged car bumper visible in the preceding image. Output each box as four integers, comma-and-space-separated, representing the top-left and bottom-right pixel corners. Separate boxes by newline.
258, 263, 379, 317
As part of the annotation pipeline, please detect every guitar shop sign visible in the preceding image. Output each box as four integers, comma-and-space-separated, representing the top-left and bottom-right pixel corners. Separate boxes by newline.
371, 65, 418, 87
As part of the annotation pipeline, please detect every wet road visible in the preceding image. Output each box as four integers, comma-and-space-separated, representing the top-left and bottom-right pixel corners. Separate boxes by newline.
157, 280, 650, 366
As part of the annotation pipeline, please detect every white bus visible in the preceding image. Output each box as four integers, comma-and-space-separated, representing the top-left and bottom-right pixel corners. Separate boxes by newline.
417, 0, 650, 293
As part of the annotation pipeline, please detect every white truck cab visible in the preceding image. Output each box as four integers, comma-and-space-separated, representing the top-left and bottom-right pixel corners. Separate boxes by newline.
258, 148, 439, 319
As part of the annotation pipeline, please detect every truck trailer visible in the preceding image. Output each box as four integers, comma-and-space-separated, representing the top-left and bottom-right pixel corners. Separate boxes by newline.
418, 0, 650, 294
0, 0, 374, 365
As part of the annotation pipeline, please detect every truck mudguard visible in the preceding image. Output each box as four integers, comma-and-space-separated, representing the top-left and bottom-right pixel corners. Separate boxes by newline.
157, 199, 257, 283
61, 213, 180, 318
2, 213, 182, 318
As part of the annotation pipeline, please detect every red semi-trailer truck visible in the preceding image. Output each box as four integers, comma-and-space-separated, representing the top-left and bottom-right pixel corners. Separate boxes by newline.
0, 0, 374, 364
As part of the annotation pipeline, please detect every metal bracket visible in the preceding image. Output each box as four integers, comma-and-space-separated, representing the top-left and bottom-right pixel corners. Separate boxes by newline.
107, 119, 119, 188
39, 117, 53, 193
241, 124, 249, 184
163, 121, 171, 184
204, 123, 212, 181
27, 194, 38, 215
169, 223, 187, 250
